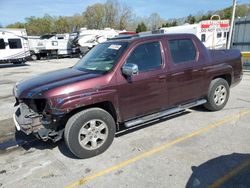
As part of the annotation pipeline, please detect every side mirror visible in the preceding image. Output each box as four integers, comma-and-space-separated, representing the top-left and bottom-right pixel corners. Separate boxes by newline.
122, 63, 139, 77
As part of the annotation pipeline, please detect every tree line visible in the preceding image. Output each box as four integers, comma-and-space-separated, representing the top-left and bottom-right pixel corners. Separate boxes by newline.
5, 1, 250, 35
6, 0, 134, 35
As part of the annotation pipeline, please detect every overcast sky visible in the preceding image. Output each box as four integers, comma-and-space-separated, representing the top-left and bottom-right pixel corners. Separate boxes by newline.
0, 0, 249, 26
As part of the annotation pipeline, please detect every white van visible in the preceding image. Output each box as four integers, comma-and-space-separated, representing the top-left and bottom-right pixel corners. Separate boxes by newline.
0, 28, 30, 64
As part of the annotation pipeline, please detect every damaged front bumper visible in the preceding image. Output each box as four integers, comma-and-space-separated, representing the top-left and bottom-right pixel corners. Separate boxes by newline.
13, 102, 63, 142
14, 104, 43, 135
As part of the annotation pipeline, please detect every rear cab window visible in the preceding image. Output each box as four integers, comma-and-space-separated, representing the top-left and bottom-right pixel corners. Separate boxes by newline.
168, 39, 197, 64
126, 41, 163, 72
8, 38, 22, 49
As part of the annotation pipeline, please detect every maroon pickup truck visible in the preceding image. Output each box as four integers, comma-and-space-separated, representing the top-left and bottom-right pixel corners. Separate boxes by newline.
13, 33, 242, 158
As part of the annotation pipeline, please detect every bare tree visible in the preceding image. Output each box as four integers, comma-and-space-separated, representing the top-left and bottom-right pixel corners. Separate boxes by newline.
68, 14, 86, 32
83, 3, 105, 29
104, 0, 119, 28
117, 2, 133, 30
148, 13, 163, 30
83, 1, 133, 30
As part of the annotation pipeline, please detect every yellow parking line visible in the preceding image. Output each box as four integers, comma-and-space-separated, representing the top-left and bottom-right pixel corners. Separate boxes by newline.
209, 159, 250, 188
242, 51, 250, 58
65, 109, 250, 188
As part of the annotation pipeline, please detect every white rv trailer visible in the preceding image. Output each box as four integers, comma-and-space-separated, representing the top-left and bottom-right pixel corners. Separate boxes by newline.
158, 20, 230, 49
27, 36, 43, 60
76, 28, 119, 54
0, 28, 30, 64
28, 33, 75, 60
43, 34, 73, 55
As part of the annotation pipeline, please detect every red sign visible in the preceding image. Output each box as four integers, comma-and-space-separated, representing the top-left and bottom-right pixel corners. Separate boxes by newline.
200, 20, 230, 32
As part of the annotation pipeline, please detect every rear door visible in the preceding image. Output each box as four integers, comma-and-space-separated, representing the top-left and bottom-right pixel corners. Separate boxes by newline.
165, 36, 207, 107
117, 40, 167, 121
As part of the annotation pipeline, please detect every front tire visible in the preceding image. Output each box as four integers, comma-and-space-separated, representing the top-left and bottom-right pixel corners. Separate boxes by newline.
204, 78, 230, 111
64, 108, 116, 159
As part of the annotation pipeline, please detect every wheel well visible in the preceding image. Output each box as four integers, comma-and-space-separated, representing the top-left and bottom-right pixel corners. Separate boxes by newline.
30, 50, 35, 55
61, 101, 118, 128
213, 74, 232, 86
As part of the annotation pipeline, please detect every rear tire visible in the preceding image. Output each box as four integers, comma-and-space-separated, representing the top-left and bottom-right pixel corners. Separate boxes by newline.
204, 78, 229, 111
31, 54, 38, 61
13, 61, 23, 65
64, 108, 116, 159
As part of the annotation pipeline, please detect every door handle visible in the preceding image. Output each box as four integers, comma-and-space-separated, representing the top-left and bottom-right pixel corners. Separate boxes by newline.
158, 75, 166, 79
171, 72, 184, 76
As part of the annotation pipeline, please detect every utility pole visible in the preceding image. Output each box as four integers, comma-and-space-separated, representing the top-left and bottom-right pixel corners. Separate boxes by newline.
227, 0, 237, 49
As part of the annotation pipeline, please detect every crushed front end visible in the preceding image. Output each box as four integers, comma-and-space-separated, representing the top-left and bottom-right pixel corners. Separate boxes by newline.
13, 98, 64, 142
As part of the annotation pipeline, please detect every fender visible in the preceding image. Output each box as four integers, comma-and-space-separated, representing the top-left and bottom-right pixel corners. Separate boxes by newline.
47, 89, 121, 121
207, 63, 233, 84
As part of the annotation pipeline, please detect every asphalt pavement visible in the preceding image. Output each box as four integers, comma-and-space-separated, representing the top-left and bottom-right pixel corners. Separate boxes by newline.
0, 59, 250, 188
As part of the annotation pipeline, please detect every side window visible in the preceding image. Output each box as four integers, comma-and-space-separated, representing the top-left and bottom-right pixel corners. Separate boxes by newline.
8, 38, 22, 49
223, 32, 227, 38
126, 42, 162, 72
0, 39, 5, 49
52, 41, 58, 46
168, 39, 196, 64
57, 36, 65, 40
201, 34, 206, 42
217, 32, 222, 38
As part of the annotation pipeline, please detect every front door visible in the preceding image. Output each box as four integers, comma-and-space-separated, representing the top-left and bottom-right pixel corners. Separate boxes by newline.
117, 40, 167, 121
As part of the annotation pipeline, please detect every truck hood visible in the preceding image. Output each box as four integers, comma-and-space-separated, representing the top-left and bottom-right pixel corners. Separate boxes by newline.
14, 68, 102, 99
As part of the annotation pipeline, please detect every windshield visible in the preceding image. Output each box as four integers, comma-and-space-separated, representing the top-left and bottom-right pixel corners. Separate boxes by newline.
74, 42, 128, 73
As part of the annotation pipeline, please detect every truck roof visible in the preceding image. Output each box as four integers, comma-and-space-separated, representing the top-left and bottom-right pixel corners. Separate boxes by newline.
108, 33, 196, 43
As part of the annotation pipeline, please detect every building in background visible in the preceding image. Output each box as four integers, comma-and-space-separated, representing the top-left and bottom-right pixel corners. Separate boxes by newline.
232, 14, 250, 52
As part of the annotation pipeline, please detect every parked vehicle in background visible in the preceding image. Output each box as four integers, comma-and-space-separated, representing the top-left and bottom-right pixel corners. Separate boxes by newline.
13, 33, 242, 158
156, 19, 230, 49
28, 35, 43, 60
72, 28, 119, 55
28, 33, 77, 60
0, 28, 30, 64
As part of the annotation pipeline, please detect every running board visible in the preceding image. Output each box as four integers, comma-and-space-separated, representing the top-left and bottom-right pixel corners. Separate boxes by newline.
124, 99, 207, 128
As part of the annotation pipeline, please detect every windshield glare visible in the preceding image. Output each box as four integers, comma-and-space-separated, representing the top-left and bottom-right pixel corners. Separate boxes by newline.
74, 42, 128, 73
